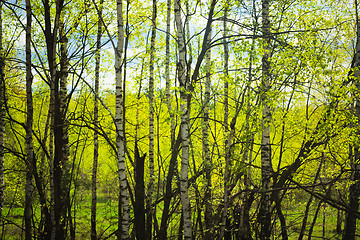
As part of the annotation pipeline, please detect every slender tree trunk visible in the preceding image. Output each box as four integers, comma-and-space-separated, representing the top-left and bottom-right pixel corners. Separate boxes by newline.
44, 1, 58, 239
238, 31, 256, 240
336, 208, 343, 233
298, 148, 324, 240
275, 199, 288, 240
115, 0, 129, 238
134, 56, 145, 238
164, 0, 175, 145
37, 109, 50, 239
202, 24, 213, 240
147, 0, 157, 238
91, 1, 102, 239
308, 201, 322, 240
43, 0, 66, 238
24, 1, 33, 238
49, 108, 56, 240
59, 15, 72, 239
0, 1, 4, 227
158, 0, 177, 237
259, 0, 273, 239
220, 3, 230, 239
343, 2, 360, 239
174, 0, 191, 238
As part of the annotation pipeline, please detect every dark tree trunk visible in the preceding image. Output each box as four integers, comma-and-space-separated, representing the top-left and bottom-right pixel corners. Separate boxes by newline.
224, 216, 231, 240
259, 0, 272, 239
237, 191, 254, 240
134, 143, 146, 240
342, 182, 360, 240
24, 0, 33, 238
275, 200, 288, 240
336, 208, 342, 233
158, 134, 181, 240
91, 1, 103, 239
0, 0, 4, 228
43, 0, 68, 239
343, 2, 360, 239
308, 201, 322, 240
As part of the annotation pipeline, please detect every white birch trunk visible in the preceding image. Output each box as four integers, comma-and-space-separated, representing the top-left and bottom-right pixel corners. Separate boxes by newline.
59, 17, 73, 238
147, 0, 157, 238
165, 0, 175, 140
115, 0, 129, 238
59, 20, 69, 165
174, 0, 191, 238
202, 25, 212, 239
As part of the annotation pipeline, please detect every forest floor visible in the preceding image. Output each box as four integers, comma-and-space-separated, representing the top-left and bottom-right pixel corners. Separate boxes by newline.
0, 192, 355, 239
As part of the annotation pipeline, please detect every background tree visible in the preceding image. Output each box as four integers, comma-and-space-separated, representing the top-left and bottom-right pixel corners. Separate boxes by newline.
91, 0, 103, 239
0, 1, 5, 230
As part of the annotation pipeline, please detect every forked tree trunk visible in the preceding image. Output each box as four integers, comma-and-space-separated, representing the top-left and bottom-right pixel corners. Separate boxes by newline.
43, 0, 66, 238
24, 1, 33, 239
158, 0, 176, 237
147, 0, 157, 238
174, 0, 191, 238
115, 0, 129, 238
259, 0, 273, 239
91, 1, 102, 239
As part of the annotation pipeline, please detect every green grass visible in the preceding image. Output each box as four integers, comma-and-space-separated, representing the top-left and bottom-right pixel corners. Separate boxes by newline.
1, 191, 358, 239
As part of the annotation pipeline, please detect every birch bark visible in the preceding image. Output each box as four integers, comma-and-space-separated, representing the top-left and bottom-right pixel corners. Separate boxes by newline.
59, 15, 72, 239
147, 0, 156, 238
220, 4, 230, 239
202, 25, 213, 239
174, 0, 191, 238
115, 0, 129, 238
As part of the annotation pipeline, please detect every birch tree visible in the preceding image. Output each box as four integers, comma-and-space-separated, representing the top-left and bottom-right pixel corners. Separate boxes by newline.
158, 0, 178, 237
147, 0, 157, 238
174, 0, 192, 238
202, 24, 212, 239
42, 0, 71, 238
220, 3, 230, 239
115, 0, 129, 238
